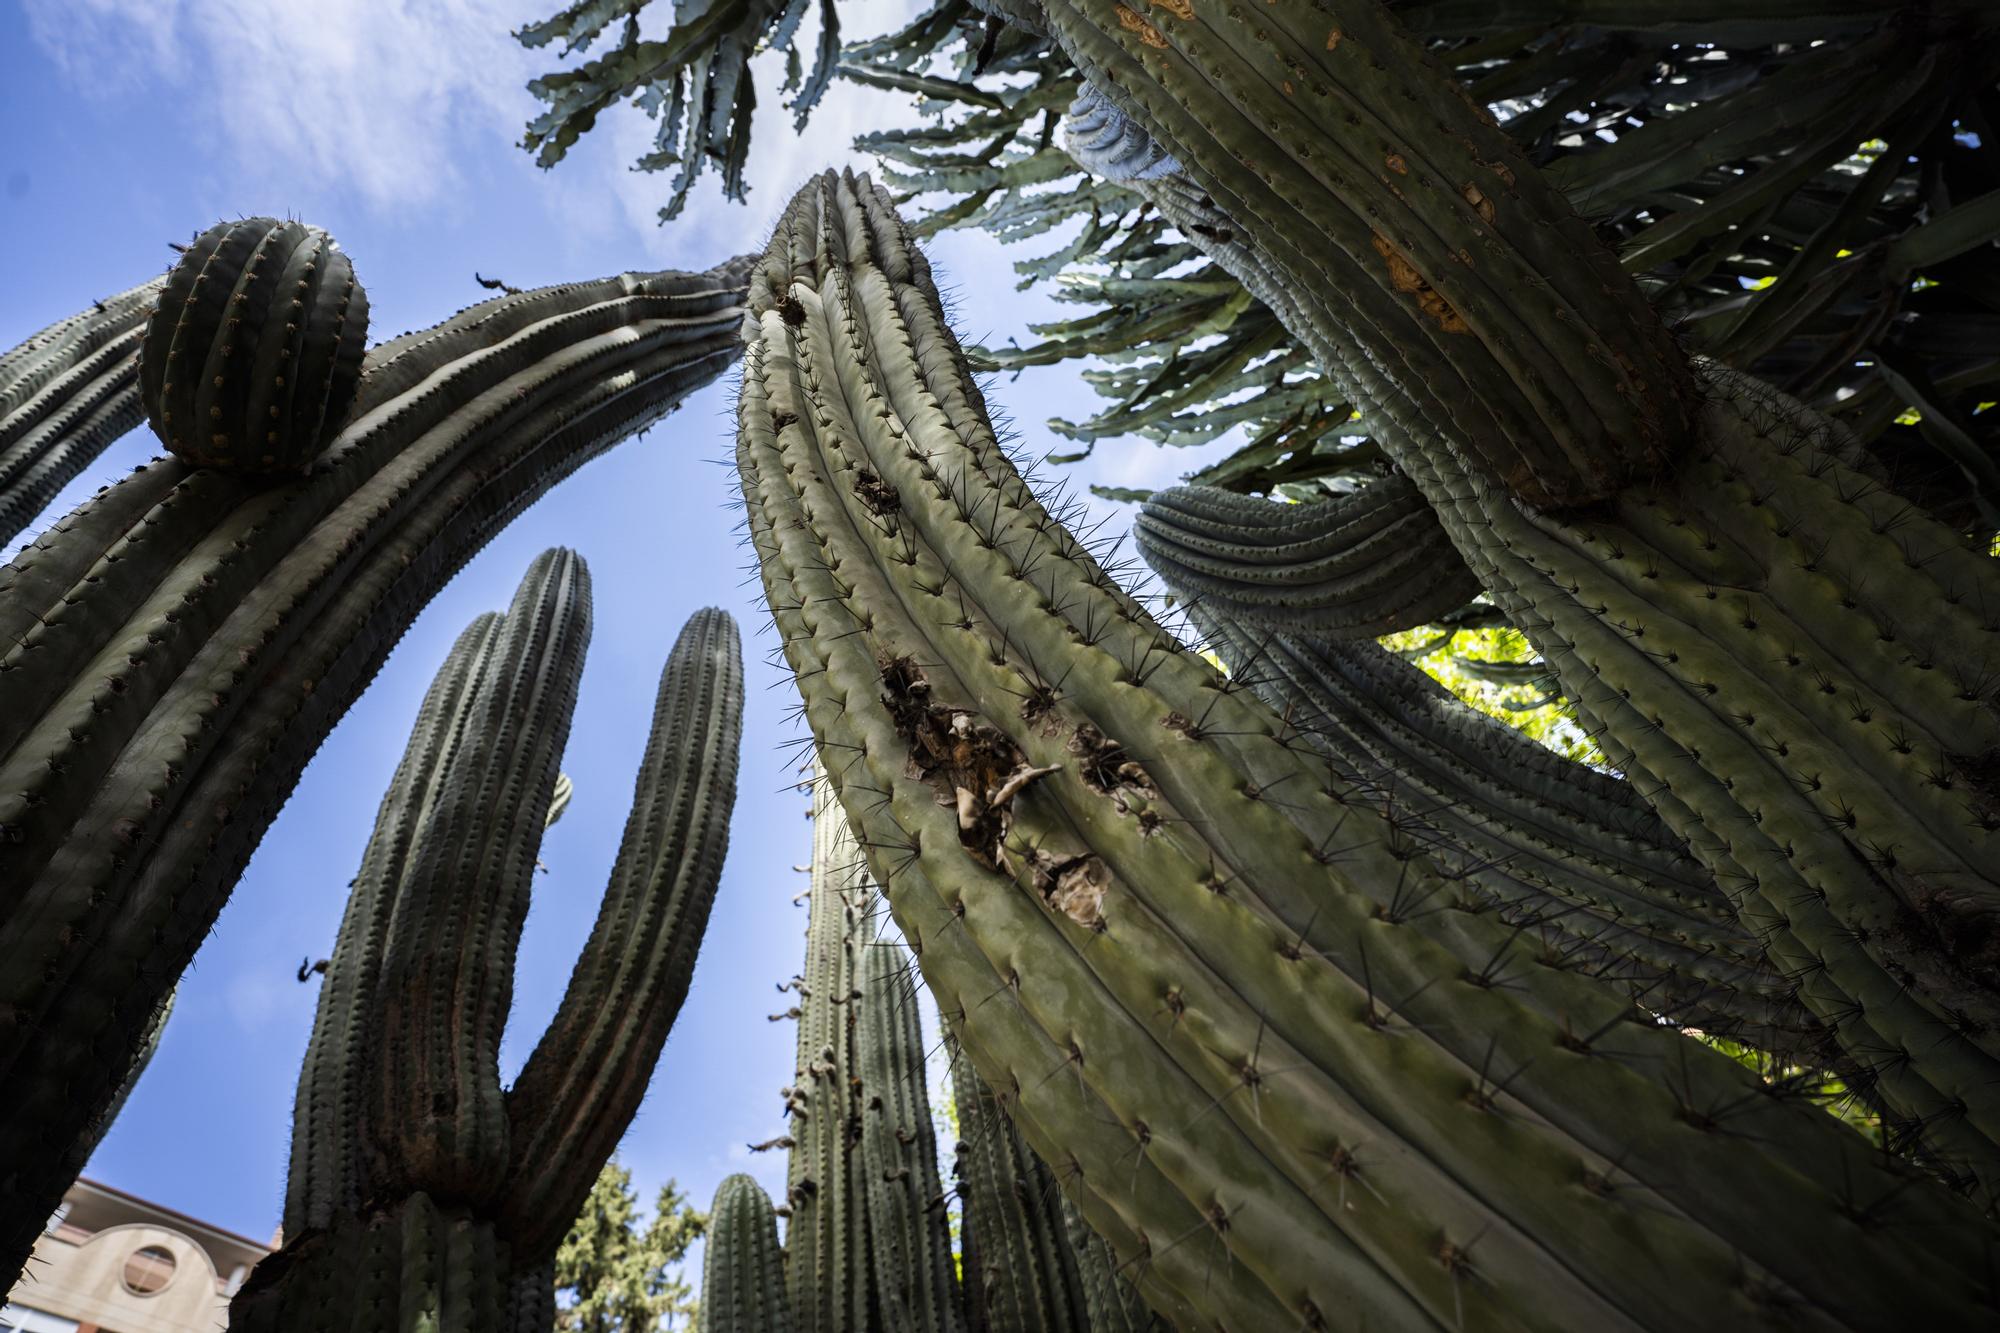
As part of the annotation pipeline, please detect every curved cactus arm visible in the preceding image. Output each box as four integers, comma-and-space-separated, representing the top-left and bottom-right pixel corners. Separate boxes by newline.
1134, 476, 1479, 637
365, 548, 594, 1207
736, 169, 1996, 1330
0, 254, 751, 1286
856, 930, 966, 1333
0, 278, 162, 547
75, 981, 176, 1164
285, 609, 508, 1236
951, 1059, 1091, 1333
499, 606, 745, 1262
786, 769, 876, 1332
703, 1174, 797, 1333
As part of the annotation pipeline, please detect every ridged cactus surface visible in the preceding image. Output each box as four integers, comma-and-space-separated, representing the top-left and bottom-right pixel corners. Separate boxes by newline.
1056, 1193, 1163, 1333
703, 1174, 796, 1333
1022, 0, 2000, 1202
0, 277, 161, 545
735, 168, 1996, 1330
952, 1061, 1090, 1333
139, 217, 369, 472
0, 252, 750, 1289
240, 550, 744, 1329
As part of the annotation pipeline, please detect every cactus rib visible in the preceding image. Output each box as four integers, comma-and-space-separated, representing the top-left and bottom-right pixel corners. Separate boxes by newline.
703, 1174, 797, 1333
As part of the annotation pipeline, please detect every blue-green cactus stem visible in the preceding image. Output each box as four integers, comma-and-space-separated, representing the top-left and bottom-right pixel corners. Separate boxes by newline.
736, 169, 1996, 1330
0, 278, 162, 546
0, 253, 750, 1288
703, 1174, 797, 1333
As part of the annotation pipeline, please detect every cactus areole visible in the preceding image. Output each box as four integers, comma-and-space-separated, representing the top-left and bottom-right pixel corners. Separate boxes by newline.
139, 217, 368, 473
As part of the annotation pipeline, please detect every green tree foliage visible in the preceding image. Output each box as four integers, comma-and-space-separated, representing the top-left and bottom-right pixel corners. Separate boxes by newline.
556, 1160, 708, 1333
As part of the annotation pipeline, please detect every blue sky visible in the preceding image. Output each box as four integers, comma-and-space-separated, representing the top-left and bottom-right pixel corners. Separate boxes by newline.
2, 0, 1230, 1260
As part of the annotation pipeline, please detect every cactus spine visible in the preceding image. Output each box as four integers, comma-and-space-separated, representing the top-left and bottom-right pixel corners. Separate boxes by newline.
0, 277, 162, 546
238, 549, 743, 1328
703, 1174, 796, 1333
0, 249, 751, 1288
736, 168, 1996, 1330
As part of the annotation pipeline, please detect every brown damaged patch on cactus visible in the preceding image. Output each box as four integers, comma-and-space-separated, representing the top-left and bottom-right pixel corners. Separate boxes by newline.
1066, 723, 1156, 801
1034, 852, 1110, 929
1462, 183, 1497, 224
1370, 233, 1470, 334
879, 656, 1060, 869
1148, 0, 1194, 19
852, 469, 901, 516
778, 293, 808, 327
1116, 4, 1168, 47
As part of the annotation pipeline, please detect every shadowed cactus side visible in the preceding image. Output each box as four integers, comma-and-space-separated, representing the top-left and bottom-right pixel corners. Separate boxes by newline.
139, 217, 368, 473
735, 167, 1997, 1330
0, 276, 162, 546
703, 1174, 795, 1333
234, 549, 744, 1330
0, 249, 749, 1285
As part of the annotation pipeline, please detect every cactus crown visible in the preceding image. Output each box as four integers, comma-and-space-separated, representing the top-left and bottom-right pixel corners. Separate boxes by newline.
139, 216, 368, 473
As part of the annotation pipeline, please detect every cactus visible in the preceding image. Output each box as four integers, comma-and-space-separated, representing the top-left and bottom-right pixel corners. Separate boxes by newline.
784, 769, 963, 1333
0, 247, 751, 1287
1012, 0, 2000, 1197
0, 277, 162, 546
703, 1174, 796, 1333
139, 218, 369, 473
237, 549, 744, 1328
951, 1060, 1091, 1333
1136, 481, 1818, 1055
1055, 1193, 1164, 1333
736, 167, 1997, 1329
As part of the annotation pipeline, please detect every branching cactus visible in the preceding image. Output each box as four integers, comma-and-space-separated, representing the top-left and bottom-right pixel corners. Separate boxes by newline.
1012, 0, 2000, 1198
736, 168, 1997, 1329
0, 277, 162, 546
1136, 481, 1820, 1058
951, 1060, 1092, 1333
0, 242, 751, 1286
234, 549, 744, 1329
703, 1174, 796, 1333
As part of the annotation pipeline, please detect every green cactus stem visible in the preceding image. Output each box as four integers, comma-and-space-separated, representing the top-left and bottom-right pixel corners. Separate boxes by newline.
139, 218, 369, 474
703, 1174, 797, 1333
240, 550, 743, 1329
0, 252, 750, 1288
1014, 0, 2000, 1198
951, 1060, 1091, 1333
1056, 1192, 1166, 1333
737, 168, 1997, 1330
0, 277, 163, 546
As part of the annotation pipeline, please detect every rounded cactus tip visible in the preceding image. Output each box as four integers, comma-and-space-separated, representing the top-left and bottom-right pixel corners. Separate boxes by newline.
139, 215, 369, 475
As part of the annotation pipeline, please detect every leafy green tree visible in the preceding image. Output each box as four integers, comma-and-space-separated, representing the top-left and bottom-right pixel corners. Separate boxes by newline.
556, 1160, 708, 1332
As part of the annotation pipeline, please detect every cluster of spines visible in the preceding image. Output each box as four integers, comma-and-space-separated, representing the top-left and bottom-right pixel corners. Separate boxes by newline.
0, 277, 162, 545
0, 251, 751, 1289
732, 167, 1995, 1329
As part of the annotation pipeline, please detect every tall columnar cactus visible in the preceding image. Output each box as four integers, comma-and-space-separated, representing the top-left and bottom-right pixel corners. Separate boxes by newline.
784, 770, 964, 1333
0, 243, 751, 1287
784, 773, 871, 1332
1136, 481, 1818, 1057
0, 277, 162, 546
236, 549, 744, 1329
1017, 0, 2000, 1197
736, 168, 1997, 1329
703, 1174, 796, 1333
951, 1060, 1092, 1333
1055, 1193, 1164, 1333
138, 217, 369, 473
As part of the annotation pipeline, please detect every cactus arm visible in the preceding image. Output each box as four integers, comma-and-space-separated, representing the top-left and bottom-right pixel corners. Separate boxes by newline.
1134, 475, 1479, 637
285, 610, 508, 1236
951, 1060, 1090, 1332
737, 170, 1997, 1330
0, 279, 162, 547
367, 548, 593, 1207
499, 606, 745, 1261
702, 1174, 797, 1333
0, 256, 751, 1285
856, 932, 966, 1333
